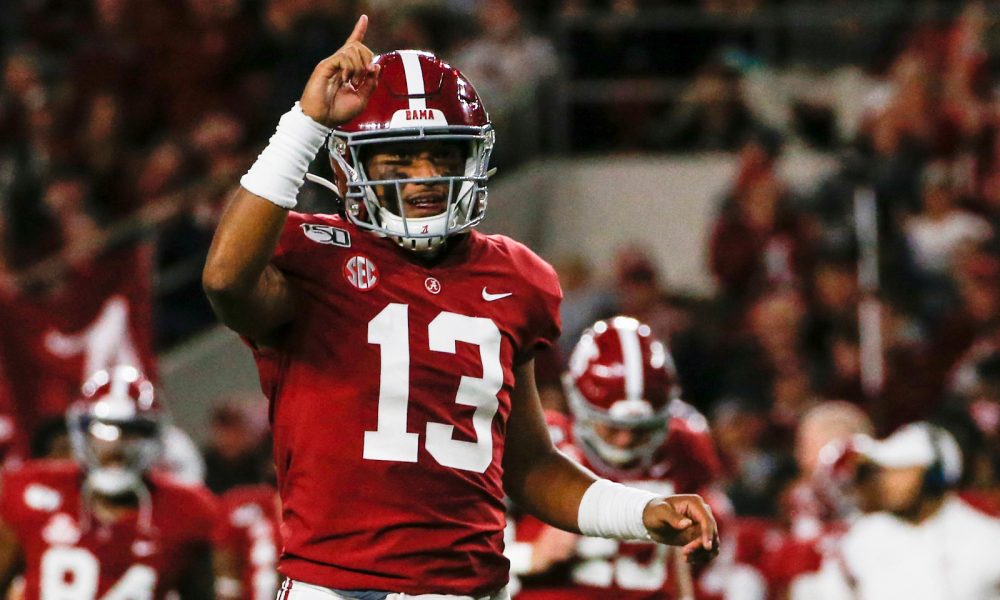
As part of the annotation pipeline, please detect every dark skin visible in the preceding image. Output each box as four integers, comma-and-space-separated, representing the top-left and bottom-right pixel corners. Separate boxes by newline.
203, 14, 718, 565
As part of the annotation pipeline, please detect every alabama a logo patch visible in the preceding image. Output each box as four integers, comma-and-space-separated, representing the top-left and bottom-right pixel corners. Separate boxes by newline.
301, 223, 351, 247
344, 255, 379, 291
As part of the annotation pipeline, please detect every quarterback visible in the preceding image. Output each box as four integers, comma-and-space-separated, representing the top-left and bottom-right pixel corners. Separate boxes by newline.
203, 15, 718, 599
0, 366, 218, 599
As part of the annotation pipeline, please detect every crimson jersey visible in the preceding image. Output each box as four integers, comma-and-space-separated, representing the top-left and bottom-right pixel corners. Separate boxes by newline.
251, 213, 561, 595
216, 485, 281, 600
514, 408, 726, 600
0, 460, 217, 600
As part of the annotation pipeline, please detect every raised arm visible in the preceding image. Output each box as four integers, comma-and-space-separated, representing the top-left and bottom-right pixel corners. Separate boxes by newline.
502, 360, 720, 563
202, 15, 379, 342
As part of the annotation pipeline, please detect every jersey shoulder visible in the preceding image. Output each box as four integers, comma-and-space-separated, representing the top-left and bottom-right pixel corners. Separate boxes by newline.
654, 405, 722, 485
273, 211, 355, 270
149, 472, 219, 536
477, 233, 562, 300
0, 460, 81, 528
219, 484, 278, 519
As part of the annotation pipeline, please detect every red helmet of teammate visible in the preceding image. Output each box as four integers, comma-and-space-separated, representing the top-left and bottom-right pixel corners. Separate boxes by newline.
563, 316, 680, 468
323, 50, 494, 252
67, 365, 164, 496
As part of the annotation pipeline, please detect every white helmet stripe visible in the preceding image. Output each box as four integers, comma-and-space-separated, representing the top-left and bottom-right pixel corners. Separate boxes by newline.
398, 51, 427, 111
109, 365, 135, 399
615, 322, 644, 401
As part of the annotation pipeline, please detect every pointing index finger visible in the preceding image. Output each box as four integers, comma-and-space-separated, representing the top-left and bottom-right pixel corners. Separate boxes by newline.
348, 14, 368, 43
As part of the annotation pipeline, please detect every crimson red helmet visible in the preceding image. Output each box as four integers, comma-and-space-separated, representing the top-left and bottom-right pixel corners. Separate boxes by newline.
325, 50, 494, 252
67, 366, 164, 496
564, 317, 680, 467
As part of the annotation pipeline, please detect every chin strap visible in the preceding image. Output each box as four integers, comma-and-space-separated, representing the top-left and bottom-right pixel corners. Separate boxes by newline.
305, 173, 342, 198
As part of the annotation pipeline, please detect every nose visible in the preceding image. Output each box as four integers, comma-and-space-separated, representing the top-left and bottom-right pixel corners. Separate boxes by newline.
610, 428, 638, 449
409, 157, 441, 180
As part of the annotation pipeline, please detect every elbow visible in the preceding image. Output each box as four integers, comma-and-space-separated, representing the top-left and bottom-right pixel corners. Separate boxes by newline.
201, 262, 233, 301
201, 258, 247, 305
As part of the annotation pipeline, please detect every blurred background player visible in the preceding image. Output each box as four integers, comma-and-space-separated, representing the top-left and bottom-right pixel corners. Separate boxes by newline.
0, 366, 218, 600
509, 317, 762, 600
760, 401, 874, 597
792, 422, 1000, 600
214, 483, 280, 600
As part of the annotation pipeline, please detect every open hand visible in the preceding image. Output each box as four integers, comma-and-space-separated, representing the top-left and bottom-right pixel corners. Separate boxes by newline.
642, 494, 719, 565
299, 15, 381, 128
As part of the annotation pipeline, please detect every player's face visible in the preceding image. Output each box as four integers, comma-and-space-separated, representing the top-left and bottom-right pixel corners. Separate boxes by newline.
364, 140, 466, 218
855, 464, 923, 514
592, 422, 657, 451
87, 420, 155, 470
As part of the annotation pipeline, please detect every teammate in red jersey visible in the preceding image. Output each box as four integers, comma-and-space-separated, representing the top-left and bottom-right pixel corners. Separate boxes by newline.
509, 317, 764, 600
215, 484, 281, 600
203, 15, 718, 600
0, 366, 218, 600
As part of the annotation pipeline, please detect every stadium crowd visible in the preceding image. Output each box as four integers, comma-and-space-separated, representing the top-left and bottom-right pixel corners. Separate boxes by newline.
1, 0, 1000, 598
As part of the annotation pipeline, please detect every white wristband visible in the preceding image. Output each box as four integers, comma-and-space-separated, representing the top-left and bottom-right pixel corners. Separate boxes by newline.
577, 479, 660, 540
240, 102, 330, 209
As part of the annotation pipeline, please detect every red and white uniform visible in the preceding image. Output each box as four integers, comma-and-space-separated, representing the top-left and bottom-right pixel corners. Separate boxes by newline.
0, 460, 217, 600
216, 485, 281, 600
513, 409, 734, 600
251, 212, 561, 595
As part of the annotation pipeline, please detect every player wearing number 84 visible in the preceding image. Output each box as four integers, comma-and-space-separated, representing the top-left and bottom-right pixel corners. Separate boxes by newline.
203, 14, 719, 600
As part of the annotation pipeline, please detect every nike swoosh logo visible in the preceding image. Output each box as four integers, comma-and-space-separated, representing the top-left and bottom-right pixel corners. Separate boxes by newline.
482, 287, 513, 302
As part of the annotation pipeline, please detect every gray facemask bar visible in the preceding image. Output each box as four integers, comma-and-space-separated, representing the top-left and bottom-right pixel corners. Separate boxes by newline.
327, 125, 495, 243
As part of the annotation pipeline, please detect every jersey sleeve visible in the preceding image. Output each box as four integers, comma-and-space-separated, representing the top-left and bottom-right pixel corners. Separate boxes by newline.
178, 484, 222, 546
0, 467, 26, 533
505, 240, 563, 363
214, 493, 242, 550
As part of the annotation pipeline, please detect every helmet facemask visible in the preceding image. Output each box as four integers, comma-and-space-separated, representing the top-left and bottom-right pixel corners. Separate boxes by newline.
328, 126, 495, 252
67, 367, 164, 498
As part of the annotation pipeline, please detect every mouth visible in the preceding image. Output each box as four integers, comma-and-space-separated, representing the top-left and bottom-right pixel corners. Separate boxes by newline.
404, 191, 447, 217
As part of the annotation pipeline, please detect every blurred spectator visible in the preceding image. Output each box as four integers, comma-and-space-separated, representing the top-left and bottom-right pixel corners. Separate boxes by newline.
709, 171, 815, 311
904, 162, 992, 278
713, 397, 795, 517
719, 288, 812, 410
552, 253, 615, 356
611, 246, 673, 342
454, 0, 556, 166
202, 395, 272, 494
644, 61, 760, 151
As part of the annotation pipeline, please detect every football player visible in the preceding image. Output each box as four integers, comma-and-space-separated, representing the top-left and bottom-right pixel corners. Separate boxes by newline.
202, 14, 718, 600
215, 484, 281, 600
792, 422, 1000, 600
0, 365, 218, 599
509, 317, 764, 600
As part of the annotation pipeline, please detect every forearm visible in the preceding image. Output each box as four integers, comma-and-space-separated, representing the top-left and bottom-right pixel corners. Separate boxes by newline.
203, 101, 331, 339
204, 188, 288, 295
505, 446, 596, 533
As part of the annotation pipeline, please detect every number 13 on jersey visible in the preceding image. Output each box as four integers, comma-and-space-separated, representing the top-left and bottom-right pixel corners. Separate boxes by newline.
364, 303, 503, 473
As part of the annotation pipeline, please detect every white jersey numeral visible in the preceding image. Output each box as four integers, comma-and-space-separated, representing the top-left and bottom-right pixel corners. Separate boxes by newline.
41, 547, 156, 600
572, 538, 669, 591
364, 304, 502, 473
364, 303, 420, 463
